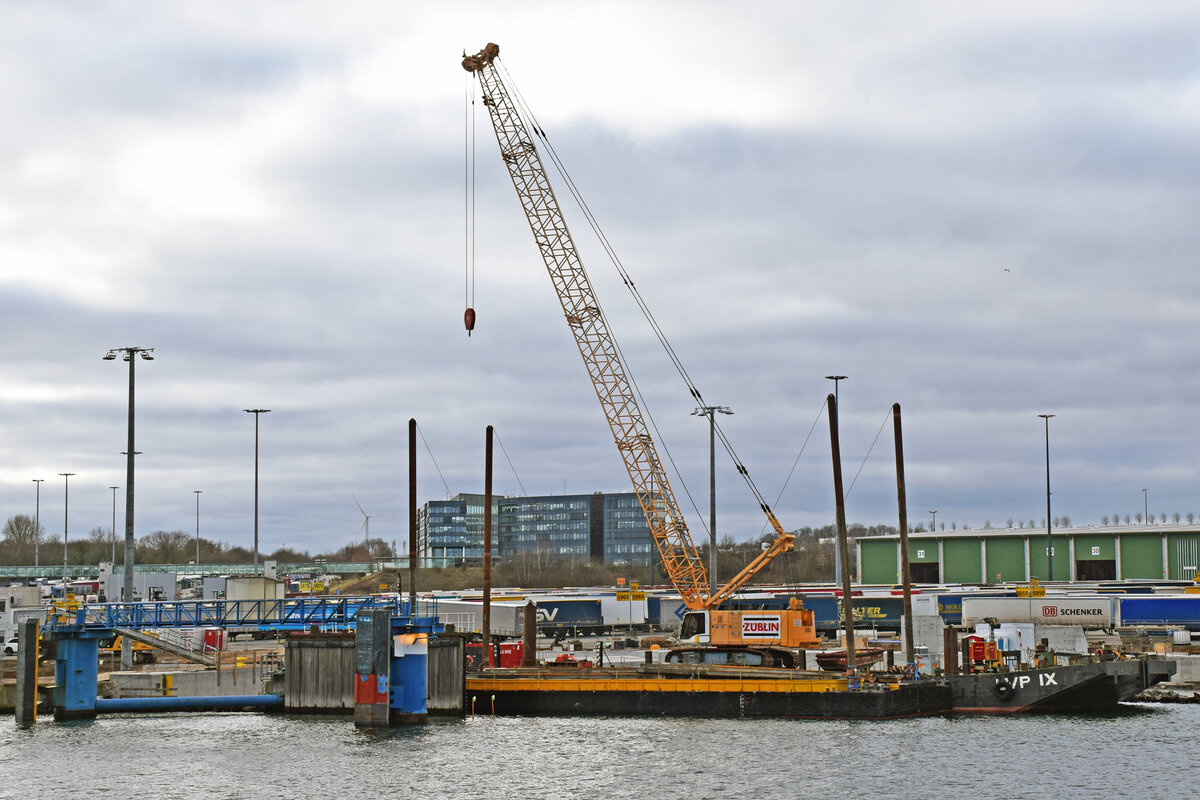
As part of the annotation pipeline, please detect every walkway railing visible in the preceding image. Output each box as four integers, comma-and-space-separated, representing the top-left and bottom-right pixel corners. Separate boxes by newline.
53, 596, 439, 631
0, 557, 463, 579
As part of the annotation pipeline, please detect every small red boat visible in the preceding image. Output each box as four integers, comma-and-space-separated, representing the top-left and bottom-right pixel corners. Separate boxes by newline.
815, 648, 885, 672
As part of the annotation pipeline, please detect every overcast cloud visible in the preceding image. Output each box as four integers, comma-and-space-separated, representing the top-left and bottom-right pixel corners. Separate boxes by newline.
3, 2, 1199, 556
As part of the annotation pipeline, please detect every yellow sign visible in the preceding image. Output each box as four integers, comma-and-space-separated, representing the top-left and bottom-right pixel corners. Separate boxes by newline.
616, 592, 630, 601
313, 581, 325, 593
632, 591, 645, 601
1015, 585, 1046, 598
631, 582, 639, 591
616, 591, 644, 602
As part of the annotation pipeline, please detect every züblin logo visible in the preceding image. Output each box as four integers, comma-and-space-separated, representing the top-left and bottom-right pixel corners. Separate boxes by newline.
742, 616, 781, 637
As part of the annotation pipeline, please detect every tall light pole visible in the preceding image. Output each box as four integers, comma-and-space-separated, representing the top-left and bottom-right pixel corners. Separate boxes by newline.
194, 490, 202, 564
825, 375, 848, 584
1038, 413, 1055, 581
929, 509, 937, 532
105, 346, 153, 671
1142, 488, 1149, 527
692, 405, 733, 595
32, 479, 44, 569
109, 486, 120, 563
58, 472, 75, 594
245, 409, 271, 569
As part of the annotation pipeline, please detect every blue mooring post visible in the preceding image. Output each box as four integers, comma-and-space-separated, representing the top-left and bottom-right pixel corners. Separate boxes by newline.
50, 629, 106, 720
354, 602, 443, 727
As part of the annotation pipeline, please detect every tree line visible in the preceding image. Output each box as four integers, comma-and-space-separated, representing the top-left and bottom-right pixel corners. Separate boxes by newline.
0, 514, 396, 567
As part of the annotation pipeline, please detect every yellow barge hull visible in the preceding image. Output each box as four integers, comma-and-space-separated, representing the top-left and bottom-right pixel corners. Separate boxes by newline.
466, 667, 951, 719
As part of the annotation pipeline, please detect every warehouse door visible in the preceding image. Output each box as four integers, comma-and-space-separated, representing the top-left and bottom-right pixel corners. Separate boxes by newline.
909, 562, 940, 583
1075, 559, 1115, 581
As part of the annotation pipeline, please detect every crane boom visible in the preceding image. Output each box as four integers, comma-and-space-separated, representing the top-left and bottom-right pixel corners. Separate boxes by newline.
463, 43, 710, 608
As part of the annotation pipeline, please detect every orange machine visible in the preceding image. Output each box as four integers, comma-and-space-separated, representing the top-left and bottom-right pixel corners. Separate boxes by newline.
465, 43, 816, 664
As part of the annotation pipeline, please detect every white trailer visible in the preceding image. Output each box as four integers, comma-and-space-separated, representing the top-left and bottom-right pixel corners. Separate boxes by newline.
436, 599, 527, 637
961, 596, 1115, 627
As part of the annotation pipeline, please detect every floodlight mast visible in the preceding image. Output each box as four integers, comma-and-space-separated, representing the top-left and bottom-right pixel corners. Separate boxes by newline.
104, 346, 154, 672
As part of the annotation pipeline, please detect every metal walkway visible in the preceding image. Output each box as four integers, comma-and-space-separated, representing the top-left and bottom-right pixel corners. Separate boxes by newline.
54, 596, 428, 632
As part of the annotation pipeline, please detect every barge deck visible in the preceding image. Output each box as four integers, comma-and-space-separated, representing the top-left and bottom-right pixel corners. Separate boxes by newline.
467, 664, 952, 719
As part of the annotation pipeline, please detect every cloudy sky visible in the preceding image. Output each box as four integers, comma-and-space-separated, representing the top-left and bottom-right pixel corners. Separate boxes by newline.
3, 2, 1199, 558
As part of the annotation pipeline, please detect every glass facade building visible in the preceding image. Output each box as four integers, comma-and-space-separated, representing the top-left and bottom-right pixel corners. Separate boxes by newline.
418, 491, 654, 566
417, 493, 490, 561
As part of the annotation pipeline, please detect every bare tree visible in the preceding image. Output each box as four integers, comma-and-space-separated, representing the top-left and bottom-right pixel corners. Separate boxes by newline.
1174, 513, 1182, 525
1, 514, 43, 563
1101, 516, 1110, 526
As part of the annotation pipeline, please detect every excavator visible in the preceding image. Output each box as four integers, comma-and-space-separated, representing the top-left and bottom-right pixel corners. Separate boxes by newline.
463, 44, 818, 667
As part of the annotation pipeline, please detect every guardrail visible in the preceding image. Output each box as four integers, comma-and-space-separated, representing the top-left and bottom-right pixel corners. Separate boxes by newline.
0, 558, 463, 579
51, 596, 440, 631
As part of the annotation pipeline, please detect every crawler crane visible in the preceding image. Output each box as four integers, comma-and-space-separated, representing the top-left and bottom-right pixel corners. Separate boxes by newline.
463, 43, 817, 666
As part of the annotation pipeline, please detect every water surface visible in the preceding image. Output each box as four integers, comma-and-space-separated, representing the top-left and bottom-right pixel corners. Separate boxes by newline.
3, 705, 1193, 798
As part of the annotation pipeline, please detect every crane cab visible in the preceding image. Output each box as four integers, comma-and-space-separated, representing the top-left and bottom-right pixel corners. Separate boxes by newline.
679, 610, 710, 643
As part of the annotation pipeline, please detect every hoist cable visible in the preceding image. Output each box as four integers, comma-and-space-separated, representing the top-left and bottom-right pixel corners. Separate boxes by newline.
845, 407, 893, 500
464, 72, 470, 309
496, 60, 764, 531
417, 424, 453, 500
493, 429, 528, 497
760, 399, 828, 536
496, 59, 712, 534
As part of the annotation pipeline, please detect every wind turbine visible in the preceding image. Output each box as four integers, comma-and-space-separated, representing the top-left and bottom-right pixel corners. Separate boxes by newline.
353, 495, 381, 545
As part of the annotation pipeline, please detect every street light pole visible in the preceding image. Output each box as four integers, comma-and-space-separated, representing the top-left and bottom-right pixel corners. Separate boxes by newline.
1142, 488, 1149, 527
1038, 414, 1055, 581
58, 473, 75, 594
105, 345, 154, 671
194, 490, 202, 564
929, 510, 937, 532
109, 486, 119, 563
825, 376, 848, 585
32, 479, 44, 569
245, 409, 271, 569
692, 405, 733, 596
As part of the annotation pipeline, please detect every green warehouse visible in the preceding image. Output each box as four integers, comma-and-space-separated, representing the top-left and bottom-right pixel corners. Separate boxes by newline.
857, 524, 1200, 585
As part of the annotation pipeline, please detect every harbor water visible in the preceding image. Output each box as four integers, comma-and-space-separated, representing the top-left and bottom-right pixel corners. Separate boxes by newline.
4, 705, 1197, 798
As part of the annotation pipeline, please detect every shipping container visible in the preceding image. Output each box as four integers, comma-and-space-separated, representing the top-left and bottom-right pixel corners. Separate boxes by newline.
801, 596, 906, 632
656, 596, 688, 629
599, 595, 648, 629
1116, 596, 1200, 630
465, 640, 524, 669
961, 597, 1115, 626
534, 598, 603, 634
